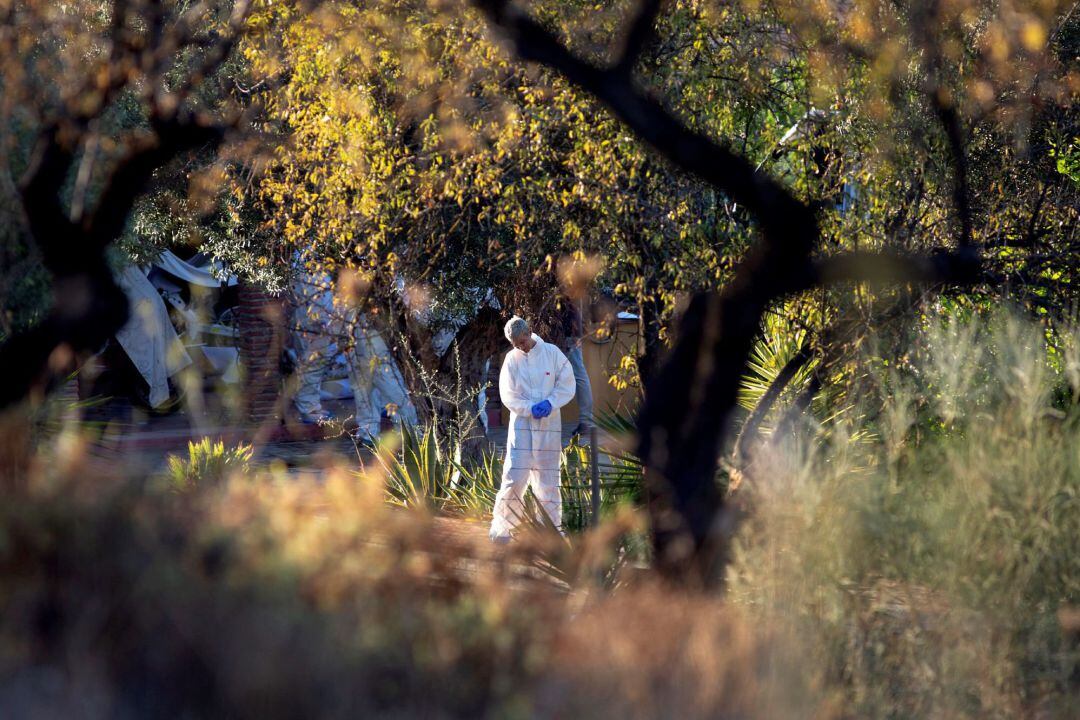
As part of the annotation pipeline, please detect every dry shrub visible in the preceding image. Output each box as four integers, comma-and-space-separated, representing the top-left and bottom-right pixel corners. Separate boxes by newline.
841, 579, 1016, 718
538, 588, 827, 719
0, 451, 817, 719
0, 464, 547, 718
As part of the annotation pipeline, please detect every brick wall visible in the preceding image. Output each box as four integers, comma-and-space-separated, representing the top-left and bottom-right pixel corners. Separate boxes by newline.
236, 283, 285, 424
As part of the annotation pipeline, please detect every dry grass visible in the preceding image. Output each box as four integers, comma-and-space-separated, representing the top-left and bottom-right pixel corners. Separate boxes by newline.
729, 313, 1080, 718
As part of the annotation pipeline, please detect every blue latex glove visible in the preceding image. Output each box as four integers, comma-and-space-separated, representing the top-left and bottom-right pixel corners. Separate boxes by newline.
531, 399, 552, 419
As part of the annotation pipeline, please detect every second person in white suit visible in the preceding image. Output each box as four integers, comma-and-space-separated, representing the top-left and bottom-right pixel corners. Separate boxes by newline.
490, 316, 576, 542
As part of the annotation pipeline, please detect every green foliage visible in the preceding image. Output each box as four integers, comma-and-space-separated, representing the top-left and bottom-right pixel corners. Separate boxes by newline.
240, 0, 786, 350
166, 438, 254, 493
123, 164, 286, 291
0, 234, 50, 337
0, 172, 49, 337
1051, 137, 1080, 186
592, 408, 637, 438
374, 423, 645, 592
559, 441, 644, 533
379, 424, 449, 509
230, 0, 1080, 398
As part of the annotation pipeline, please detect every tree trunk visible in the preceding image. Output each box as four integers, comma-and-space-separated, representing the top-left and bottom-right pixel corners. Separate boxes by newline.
425, 364, 490, 467
382, 304, 505, 467
636, 294, 664, 389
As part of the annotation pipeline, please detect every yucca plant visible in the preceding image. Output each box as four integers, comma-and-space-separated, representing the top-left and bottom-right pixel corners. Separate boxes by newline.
377, 423, 505, 516
593, 408, 638, 438
738, 310, 819, 416
560, 443, 643, 532
446, 451, 502, 517
166, 438, 253, 492
515, 492, 643, 592
377, 421, 644, 537
377, 424, 455, 510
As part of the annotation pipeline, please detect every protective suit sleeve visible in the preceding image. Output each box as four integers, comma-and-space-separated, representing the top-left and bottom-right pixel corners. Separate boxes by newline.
545, 348, 577, 409
499, 355, 534, 416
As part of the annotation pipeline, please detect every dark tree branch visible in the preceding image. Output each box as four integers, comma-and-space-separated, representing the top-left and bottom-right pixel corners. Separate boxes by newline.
635, 293, 664, 386
0, 127, 121, 409
612, 0, 664, 76
0, 0, 258, 412
19, 125, 80, 270
85, 114, 230, 248
908, 2, 974, 251
473, 0, 815, 236
731, 342, 814, 468
813, 247, 983, 287
473, 3, 816, 581
0, 277, 128, 408
931, 94, 974, 249
108, 0, 131, 62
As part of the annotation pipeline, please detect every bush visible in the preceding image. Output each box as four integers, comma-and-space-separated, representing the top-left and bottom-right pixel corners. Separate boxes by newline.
728, 313, 1080, 718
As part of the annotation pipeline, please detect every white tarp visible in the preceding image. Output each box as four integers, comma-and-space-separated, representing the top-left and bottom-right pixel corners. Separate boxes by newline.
114, 265, 193, 407
189, 345, 241, 384
778, 108, 831, 146
154, 250, 237, 288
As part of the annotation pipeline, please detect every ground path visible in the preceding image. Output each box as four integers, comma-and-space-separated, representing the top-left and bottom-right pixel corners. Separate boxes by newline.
79, 398, 611, 476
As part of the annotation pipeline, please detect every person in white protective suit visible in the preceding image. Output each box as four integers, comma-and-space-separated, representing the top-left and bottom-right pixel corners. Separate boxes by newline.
290, 262, 418, 441
490, 316, 576, 542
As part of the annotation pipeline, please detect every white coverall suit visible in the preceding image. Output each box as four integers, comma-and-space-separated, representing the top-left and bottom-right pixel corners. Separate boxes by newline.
490, 334, 576, 540
290, 268, 418, 438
